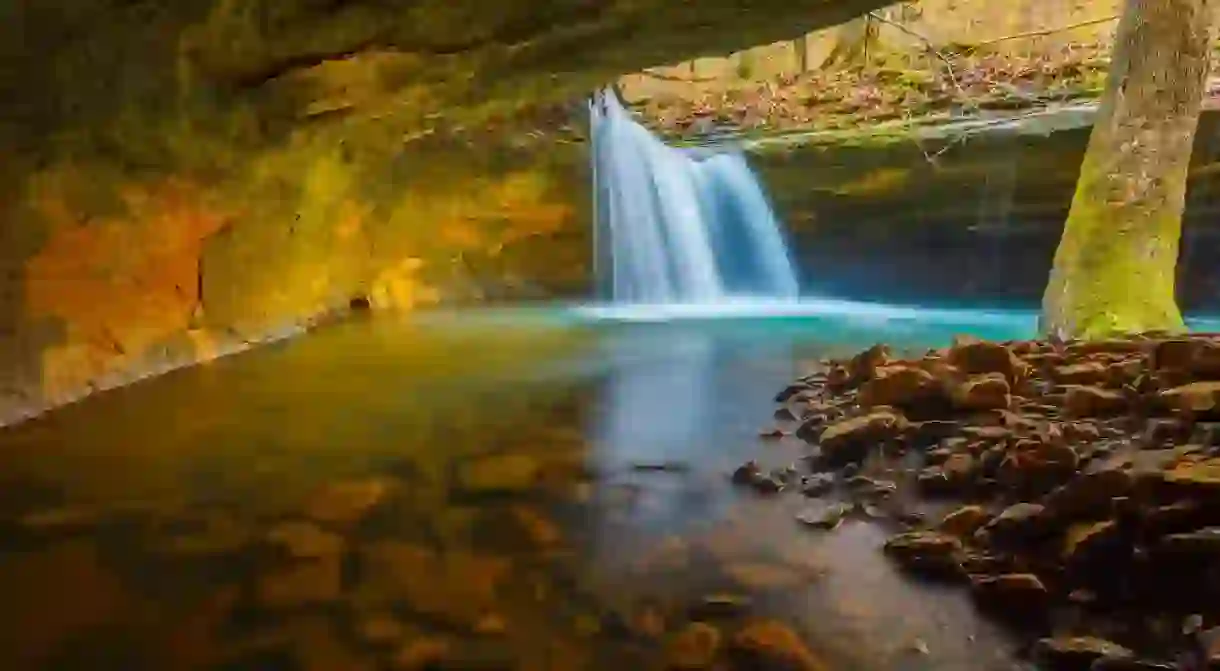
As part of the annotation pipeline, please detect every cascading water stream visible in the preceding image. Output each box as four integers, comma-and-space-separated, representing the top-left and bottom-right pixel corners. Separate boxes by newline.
589, 89, 800, 305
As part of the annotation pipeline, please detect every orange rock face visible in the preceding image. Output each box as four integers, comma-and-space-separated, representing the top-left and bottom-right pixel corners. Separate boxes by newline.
24, 173, 229, 398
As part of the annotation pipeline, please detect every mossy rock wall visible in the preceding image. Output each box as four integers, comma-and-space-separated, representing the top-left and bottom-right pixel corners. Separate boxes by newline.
0, 0, 891, 423
751, 110, 1220, 310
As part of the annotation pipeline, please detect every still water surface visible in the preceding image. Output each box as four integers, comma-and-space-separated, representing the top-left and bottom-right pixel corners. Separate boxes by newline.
2, 300, 1194, 671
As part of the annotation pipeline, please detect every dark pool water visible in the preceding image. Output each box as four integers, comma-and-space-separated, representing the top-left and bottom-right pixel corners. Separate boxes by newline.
1, 300, 1216, 670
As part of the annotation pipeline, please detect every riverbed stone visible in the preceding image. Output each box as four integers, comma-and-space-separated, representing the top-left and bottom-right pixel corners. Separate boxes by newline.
728, 620, 828, 671
665, 622, 722, 670
815, 410, 907, 465
951, 373, 1011, 411
947, 341, 1026, 384
1032, 636, 1134, 671
356, 541, 509, 628
257, 555, 343, 609
1064, 386, 1127, 418
882, 531, 965, 580
454, 454, 543, 496
303, 478, 395, 526
858, 365, 941, 409
267, 521, 345, 560
937, 505, 992, 537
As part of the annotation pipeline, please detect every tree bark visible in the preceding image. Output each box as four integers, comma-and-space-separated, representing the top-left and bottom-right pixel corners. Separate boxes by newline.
1040, 0, 1214, 339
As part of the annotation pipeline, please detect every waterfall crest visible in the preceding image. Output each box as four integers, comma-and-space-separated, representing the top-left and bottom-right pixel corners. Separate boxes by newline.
589, 89, 799, 304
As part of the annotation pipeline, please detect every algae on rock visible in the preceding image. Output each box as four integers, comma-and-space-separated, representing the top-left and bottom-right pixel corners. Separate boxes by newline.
1040, 0, 1215, 339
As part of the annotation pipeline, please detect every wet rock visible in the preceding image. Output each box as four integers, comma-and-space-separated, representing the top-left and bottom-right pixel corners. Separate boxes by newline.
357, 541, 509, 629
775, 383, 813, 404
947, 340, 1026, 384
1043, 468, 1134, 521
731, 461, 786, 495
665, 622, 722, 669
266, 521, 344, 560
454, 454, 542, 497
507, 505, 562, 549
848, 344, 890, 384
257, 555, 343, 609
1064, 386, 1127, 418
978, 503, 1050, 546
732, 461, 762, 486
773, 407, 799, 422
859, 365, 942, 409
815, 411, 907, 466
1159, 381, 1220, 417
882, 531, 965, 580
1032, 636, 1133, 671
941, 452, 978, 487
728, 620, 829, 671
951, 373, 1011, 411
937, 505, 992, 537
1159, 457, 1220, 497
304, 478, 394, 526
153, 510, 254, 558
1054, 362, 1111, 386
355, 613, 408, 648
795, 503, 851, 531
799, 474, 834, 497
1062, 520, 1121, 565
969, 573, 1049, 615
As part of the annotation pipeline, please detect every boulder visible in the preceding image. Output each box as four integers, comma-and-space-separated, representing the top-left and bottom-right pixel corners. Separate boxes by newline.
728, 620, 829, 671
882, 531, 965, 580
1063, 386, 1127, 418
1158, 381, 1220, 417
1032, 636, 1133, 671
951, 373, 1011, 411
1053, 362, 1112, 386
665, 622, 722, 670
969, 573, 1050, 615
937, 505, 992, 537
947, 341, 1026, 384
814, 411, 907, 466
859, 365, 943, 409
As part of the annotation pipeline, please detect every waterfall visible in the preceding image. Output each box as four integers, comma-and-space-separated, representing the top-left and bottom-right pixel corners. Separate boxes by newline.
589, 89, 800, 304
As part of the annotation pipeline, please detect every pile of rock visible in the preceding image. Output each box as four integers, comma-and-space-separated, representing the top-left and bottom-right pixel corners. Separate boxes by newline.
752, 334, 1220, 669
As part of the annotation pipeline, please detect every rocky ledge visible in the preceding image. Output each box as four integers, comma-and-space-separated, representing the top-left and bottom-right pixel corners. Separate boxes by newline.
746, 333, 1220, 670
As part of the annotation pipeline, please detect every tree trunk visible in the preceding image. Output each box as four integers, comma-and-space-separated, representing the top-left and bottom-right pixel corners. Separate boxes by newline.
1040, 0, 1214, 339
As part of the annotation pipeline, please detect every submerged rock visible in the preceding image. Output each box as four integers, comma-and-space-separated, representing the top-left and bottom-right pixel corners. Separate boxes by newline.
665, 622, 722, 670
728, 620, 829, 671
304, 477, 395, 526
1032, 636, 1133, 671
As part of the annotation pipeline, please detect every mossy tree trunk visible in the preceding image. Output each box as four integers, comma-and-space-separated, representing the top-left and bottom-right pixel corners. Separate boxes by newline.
1040, 0, 1214, 339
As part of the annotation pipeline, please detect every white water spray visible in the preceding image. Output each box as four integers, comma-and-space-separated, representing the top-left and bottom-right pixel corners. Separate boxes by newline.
589, 89, 800, 304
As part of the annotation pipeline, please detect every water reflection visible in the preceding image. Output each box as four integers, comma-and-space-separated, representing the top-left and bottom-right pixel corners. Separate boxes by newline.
0, 305, 1068, 670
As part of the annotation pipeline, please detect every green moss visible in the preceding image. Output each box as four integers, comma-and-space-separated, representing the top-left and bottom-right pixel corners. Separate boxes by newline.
1042, 161, 1187, 340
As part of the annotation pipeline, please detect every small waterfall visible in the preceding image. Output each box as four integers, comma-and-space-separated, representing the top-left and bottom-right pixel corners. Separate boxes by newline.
589, 89, 800, 304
